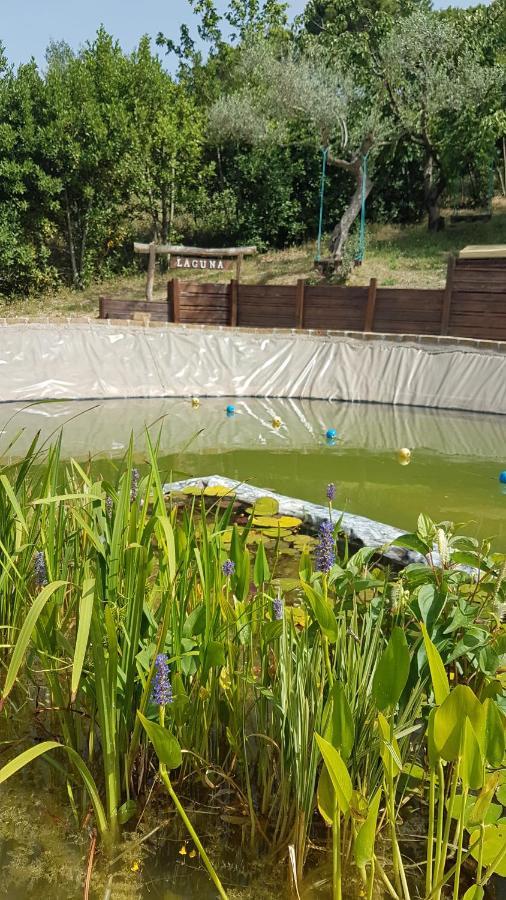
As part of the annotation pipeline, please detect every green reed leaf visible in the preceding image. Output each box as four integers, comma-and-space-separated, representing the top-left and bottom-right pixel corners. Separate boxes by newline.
0, 741, 109, 841
71, 577, 95, 701
1, 580, 66, 701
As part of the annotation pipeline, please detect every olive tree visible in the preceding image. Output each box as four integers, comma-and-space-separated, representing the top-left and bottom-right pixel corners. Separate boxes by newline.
209, 43, 388, 269
379, 9, 503, 231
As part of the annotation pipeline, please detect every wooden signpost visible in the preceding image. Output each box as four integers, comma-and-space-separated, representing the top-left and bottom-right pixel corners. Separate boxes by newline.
134, 242, 256, 301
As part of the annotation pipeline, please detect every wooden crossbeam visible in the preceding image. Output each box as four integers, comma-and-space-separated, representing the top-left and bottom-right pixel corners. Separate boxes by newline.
134, 242, 257, 301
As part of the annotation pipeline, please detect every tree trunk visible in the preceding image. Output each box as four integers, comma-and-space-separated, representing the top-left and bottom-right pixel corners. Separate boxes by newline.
329, 166, 373, 268
423, 152, 446, 232
64, 189, 80, 287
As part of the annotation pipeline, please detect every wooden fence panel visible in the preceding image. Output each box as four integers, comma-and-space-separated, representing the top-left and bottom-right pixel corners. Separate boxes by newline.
374, 289, 443, 335
237, 285, 297, 328
304, 285, 368, 330
99, 297, 172, 322
175, 281, 230, 325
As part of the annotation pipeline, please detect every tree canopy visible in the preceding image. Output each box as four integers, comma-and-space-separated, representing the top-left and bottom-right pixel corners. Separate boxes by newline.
0, 0, 504, 294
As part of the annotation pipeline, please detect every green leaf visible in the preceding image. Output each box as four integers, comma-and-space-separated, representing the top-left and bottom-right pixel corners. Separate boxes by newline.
315, 734, 352, 815
420, 622, 450, 706
434, 685, 482, 762
462, 718, 483, 791
118, 799, 138, 825
253, 540, 270, 587
480, 699, 505, 767
301, 581, 338, 643
468, 825, 506, 878
0, 474, 28, 532
417, 584, 436, 626
462, 887, 484, 900
1, 581, 66, 701
392, 532, 431, 555
137, 712, 182, 770
377, 712, 402, 776
372, 627, 410, 711
324, 682, 354, 762
201, 640, 225, 683
354, 788, 381, 868
0, 741, 109, 840
156, 516, 177, 583
317, 764, 334, 826
427, 708, 439, 769
71, 578, 95, 701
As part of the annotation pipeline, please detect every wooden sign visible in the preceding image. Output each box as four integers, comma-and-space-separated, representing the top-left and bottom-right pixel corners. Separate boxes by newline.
169, 256, 233, 271
134, 241, 256, 301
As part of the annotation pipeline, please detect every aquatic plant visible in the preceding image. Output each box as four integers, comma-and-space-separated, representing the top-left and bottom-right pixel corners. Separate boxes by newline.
0, 441, 504, 898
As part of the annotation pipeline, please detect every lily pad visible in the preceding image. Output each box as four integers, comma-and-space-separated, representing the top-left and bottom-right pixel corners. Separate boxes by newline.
182, 484, 205, 495
253, 515, 302, 530
246, 497, 280, 516
203, 486, 236, 498
260, 527, 293, 538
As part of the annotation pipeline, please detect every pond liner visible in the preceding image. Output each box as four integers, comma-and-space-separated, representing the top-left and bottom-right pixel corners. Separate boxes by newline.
163, 474, 425, 569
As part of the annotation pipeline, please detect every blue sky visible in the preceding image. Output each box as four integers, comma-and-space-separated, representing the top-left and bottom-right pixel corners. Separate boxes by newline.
0, 0, 489, 69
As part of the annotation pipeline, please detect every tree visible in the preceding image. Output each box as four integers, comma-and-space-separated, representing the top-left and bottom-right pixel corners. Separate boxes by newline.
379, 9, 503, 231
126, 37, 203, 245
208, 43, 388, 268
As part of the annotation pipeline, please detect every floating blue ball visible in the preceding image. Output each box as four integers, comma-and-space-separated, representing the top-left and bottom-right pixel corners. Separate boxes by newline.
499, 471, 506, 484
226, 404, 235, 416
326, 428, 337, 440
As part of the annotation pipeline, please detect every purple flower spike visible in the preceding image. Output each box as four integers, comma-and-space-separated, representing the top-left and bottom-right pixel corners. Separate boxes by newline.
222, 559, 235, 577
315, 520, 335, 573
326, 483, 336, 502
151, 654, 173, 706
272, 595, 284, 621
130, 468, 140, 503
34, 551, 48, 588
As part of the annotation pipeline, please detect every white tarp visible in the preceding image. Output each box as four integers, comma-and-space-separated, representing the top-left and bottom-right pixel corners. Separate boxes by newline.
1, 321, 505, 415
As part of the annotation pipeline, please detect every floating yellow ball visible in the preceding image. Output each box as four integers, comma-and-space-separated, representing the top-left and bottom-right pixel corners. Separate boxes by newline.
272, 416, 282, 428
191, 397, 200, 408
398, 447, 411, 465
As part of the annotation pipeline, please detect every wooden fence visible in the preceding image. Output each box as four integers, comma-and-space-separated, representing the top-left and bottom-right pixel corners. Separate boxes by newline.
99, 254, 506, 341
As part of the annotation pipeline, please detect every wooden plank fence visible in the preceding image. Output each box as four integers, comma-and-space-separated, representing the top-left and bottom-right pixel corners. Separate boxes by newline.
99, 254, 506, 342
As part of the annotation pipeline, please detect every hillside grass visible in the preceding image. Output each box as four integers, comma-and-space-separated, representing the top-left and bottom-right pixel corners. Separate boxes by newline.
1, 203, 506, 319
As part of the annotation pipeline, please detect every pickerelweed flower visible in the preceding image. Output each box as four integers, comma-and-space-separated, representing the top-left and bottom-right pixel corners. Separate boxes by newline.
130, 468, 140, 503
326, 483, 336, 502
34, 551, 48, 588
272, 594, 284, 621
315, 520, 335, 573
151, 654, 173, 706
222, 559, 235, 577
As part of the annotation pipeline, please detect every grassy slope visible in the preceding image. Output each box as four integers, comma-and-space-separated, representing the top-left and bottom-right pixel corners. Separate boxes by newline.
1, 203, 505, 319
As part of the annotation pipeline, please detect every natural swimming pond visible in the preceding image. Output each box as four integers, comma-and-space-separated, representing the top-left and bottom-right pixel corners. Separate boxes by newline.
1, 396, 505, 548
1, 397, 505, 900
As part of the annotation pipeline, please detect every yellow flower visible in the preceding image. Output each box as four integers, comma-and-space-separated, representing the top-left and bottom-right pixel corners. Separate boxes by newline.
179, 844, 187, 856
189, 849, 197, 859
130, 860, 140, 872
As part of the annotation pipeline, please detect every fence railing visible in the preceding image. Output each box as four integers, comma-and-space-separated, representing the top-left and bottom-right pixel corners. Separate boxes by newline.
99, 254, 506, 342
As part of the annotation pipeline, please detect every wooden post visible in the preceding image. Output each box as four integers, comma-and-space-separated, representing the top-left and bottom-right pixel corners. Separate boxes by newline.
172, 278, 181, 324
295, 279, 305, 329
230, 279, 239, 327
440, 254, 455, 336
146, 241, 157, 301
236, 253, 243, 282
364, 277, 377, 332
99, 296, 105, 319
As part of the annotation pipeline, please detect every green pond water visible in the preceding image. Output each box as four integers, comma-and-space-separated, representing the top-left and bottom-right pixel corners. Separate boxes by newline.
1, 395, 506, 898
1, 396, 506, 547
